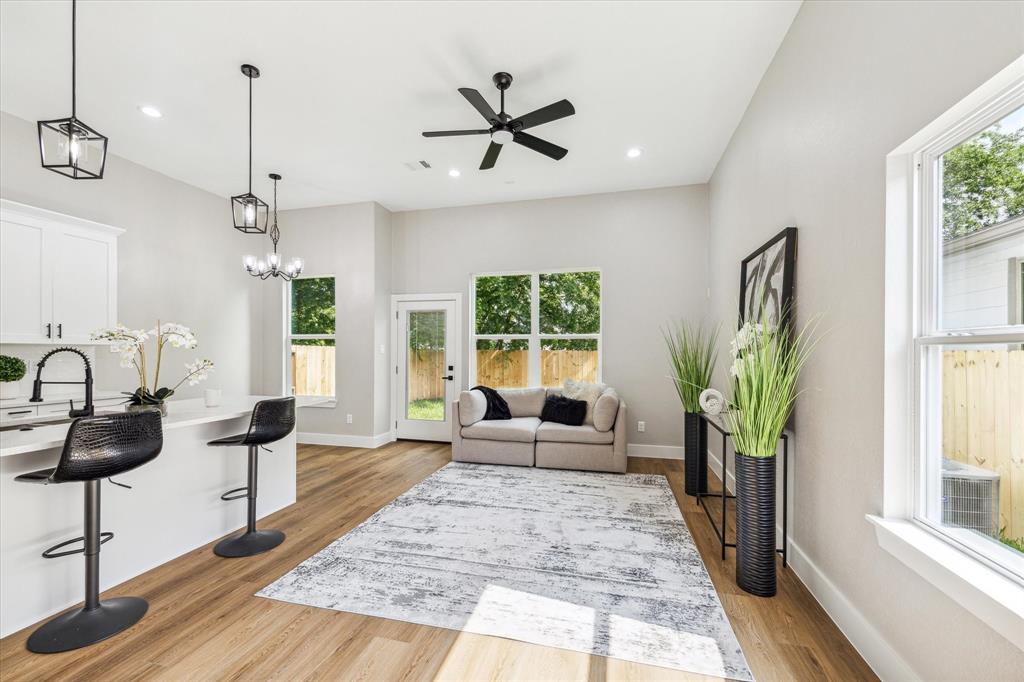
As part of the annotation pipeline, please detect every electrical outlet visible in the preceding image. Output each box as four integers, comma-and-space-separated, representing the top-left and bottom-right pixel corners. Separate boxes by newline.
346, 413, 353, 424
637, 421, 646, 433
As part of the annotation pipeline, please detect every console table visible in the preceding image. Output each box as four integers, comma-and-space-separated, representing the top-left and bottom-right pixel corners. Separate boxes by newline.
695, 412, 789, 567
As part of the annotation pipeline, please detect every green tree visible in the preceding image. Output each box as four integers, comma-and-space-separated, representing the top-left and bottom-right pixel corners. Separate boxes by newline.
943, 125, 1024, 241
291, 277, 335, 346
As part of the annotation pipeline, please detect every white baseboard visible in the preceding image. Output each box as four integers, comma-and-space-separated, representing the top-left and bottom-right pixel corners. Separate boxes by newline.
703, 447, 915, 681
298, 431, 394, 449
786, 538, 920, 682
627, 443, 684, 459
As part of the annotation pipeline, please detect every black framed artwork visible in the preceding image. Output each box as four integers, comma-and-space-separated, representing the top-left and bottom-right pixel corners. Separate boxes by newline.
738, 226, 798, 328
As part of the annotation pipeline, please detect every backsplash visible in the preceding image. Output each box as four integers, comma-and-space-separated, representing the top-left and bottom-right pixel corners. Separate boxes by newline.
0, 344, 98, 402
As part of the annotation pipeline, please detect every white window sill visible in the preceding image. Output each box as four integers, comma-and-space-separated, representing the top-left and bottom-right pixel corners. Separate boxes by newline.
297, 398, 336, 409
867, 515, 1024, 649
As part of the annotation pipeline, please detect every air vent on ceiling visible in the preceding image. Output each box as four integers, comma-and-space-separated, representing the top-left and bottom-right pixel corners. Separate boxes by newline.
403, 160, 432, 171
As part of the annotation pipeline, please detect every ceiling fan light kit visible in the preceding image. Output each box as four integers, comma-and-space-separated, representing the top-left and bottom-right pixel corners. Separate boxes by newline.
37, 0, 108, 180
231, 64, 269, 234
422, 71, 575, 170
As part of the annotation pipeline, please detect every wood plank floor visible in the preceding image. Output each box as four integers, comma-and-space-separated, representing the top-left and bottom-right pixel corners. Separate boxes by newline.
0, 442, 876, 681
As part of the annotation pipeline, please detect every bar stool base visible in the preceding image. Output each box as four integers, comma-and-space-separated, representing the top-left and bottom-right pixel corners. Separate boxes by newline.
214, 529, 285, 558
26, 597, 148, 653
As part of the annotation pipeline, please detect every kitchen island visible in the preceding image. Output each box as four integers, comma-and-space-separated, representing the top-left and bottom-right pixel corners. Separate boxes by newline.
0, 395, 320, 637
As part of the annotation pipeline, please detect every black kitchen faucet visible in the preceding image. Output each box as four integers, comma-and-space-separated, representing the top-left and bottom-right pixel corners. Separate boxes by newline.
29, 347, 95, 418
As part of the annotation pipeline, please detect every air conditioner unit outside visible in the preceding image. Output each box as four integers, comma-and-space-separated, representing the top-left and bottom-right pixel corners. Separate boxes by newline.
942, 458, 1000, 537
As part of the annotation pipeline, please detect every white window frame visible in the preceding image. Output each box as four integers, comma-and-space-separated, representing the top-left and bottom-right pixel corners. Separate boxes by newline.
874, 56, 1024, 648
285, 274, 336, 400
469, 268, 602, 387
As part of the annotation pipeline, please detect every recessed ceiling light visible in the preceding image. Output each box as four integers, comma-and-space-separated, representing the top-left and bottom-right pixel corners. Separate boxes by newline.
626, 147, 643, 159
138, 105, 162, 118
448, 169, 461, 178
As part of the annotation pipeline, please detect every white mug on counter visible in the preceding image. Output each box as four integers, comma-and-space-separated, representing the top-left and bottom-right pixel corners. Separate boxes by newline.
204, 389, 222, 407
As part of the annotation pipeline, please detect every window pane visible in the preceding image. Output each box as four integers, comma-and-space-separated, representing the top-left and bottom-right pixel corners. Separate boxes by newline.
539, 271, 601, 334
940, 106, 1024, 329
474, 275, 531, 335
291, 277, 336, 335
541, 338, 598, 386
922, 342, 1024, 575
475, 339, 528, 388
407, 310, 446, 422
291, 339, 335, 397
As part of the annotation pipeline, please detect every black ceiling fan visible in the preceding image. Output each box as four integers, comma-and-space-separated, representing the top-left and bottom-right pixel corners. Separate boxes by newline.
422, 72, 575, 170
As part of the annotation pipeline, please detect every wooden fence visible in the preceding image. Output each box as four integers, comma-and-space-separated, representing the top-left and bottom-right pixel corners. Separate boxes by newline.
942, 349, 1024, 539
406, 349, 599, 400
291, 345, 335, 397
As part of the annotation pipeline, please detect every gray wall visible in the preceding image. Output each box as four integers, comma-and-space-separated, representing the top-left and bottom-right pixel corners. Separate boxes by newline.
706, 1, 1024, 679
392, 185, 710, 449
0, 111, 258, 400
258, 201, 392, 439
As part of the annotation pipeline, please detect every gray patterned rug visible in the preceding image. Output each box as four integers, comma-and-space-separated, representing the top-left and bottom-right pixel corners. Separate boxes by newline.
258, 462, 752, 680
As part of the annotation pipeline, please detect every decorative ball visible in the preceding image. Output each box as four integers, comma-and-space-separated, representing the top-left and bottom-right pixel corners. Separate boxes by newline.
699, 388, 725, 415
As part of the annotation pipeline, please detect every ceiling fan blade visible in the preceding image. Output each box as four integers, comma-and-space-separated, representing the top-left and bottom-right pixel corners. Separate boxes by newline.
511, 99, 575, 130
459, 88, 500, 124
513, 132, 568, 161
480, 141, 502, 170
422, 129, 490, 137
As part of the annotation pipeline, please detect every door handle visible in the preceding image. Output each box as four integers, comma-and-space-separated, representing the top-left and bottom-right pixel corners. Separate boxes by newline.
57, 323, 62, 339
442, 375, 453, 381
45, 323, 52, 339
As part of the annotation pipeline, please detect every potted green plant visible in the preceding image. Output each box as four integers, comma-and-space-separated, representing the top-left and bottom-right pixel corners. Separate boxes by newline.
664, 321, 719, 497
727, 317, 819, 597
92, 321, 214, 416
0, 354, 27, 400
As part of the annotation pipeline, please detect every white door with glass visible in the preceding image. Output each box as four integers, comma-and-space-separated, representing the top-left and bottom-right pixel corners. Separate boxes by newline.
395, 298, 459, 441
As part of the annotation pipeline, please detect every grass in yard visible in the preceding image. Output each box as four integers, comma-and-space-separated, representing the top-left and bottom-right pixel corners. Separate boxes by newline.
407, 398, 445, 421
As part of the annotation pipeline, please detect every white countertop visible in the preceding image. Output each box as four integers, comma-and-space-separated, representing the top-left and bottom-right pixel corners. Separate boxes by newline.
0, 395, 327, 458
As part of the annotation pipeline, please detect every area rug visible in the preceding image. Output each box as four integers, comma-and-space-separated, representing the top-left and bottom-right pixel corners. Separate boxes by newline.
257, 463, 752, 680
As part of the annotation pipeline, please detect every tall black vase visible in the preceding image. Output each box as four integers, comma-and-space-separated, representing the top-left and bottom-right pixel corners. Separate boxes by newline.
735, 453, 777, 597
683, 412, 708, 497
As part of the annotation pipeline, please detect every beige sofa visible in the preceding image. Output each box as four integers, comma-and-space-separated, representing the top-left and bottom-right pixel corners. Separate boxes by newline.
451, 387, 627, 473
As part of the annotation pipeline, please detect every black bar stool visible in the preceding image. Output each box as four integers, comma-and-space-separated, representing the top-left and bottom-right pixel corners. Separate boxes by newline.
15, 410, 163, 654
207, 397, 295, 558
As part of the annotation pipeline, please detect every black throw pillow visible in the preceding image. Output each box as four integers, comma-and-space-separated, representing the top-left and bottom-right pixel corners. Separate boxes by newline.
471, 385, 511, 420
541, 395, 586, 426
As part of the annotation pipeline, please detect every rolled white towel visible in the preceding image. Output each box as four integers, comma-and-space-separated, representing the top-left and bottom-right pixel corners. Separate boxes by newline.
699, 388, 725, 415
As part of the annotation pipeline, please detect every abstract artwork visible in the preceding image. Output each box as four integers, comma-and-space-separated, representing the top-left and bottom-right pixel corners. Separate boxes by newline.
739, 226, 798, 328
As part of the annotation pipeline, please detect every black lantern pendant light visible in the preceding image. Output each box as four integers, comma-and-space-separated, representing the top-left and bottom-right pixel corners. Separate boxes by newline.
243, 174, 304, 280
37, 0, 108, 180
231, 64, 269, 233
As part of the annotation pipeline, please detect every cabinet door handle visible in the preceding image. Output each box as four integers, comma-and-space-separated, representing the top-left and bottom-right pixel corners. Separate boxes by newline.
57, 323, 62, 339
45, 323, 52, 339
7, 410, 31, 416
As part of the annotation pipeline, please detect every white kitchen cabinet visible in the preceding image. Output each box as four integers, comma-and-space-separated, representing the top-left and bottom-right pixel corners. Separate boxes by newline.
0, 200, 122, 344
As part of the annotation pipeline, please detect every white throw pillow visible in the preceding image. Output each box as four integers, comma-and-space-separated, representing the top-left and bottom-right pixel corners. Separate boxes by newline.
592, 389, 620, 432
562, 378, 606, 425
458, 389, 487, 426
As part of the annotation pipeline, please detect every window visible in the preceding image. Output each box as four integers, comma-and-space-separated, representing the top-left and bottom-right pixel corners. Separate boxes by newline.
287, 276, 336, 398
471, 270, 601, 388
914, 99, 1024, 580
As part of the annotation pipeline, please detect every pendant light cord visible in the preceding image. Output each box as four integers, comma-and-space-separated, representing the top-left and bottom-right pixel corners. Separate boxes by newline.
71, 0, 76, 119
248, 74, 253, 193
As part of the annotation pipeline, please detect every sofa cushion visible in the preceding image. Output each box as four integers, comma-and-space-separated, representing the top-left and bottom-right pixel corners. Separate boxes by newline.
541, 395, 587, 426
536, 421, 614, 445
562, 379, 606, 425
462, 417, 541, 443
458, 389, 488, 426
497, 387, 547, 417
592, 389, 620, 432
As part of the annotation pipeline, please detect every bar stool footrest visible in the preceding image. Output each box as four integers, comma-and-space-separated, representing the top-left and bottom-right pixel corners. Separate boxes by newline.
220, 487, 249, 501
42, 532, 114, 559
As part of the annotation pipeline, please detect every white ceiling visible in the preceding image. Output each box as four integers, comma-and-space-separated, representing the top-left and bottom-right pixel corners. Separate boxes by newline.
0, 1, 800, 211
